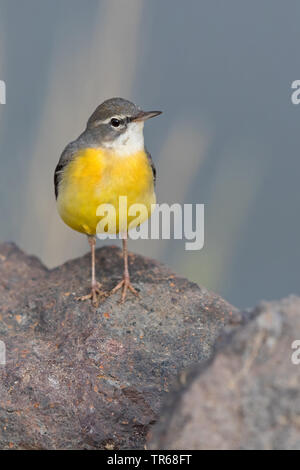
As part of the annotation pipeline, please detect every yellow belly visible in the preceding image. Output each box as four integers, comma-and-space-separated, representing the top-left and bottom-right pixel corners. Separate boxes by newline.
56, 147, 156, 235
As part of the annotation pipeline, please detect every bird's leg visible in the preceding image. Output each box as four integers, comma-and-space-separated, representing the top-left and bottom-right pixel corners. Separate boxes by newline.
111, 234, 139, 303
76, 235, 107, 307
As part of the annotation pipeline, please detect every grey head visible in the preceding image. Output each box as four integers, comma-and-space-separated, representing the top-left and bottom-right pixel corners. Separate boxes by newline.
83, 97, 162, 155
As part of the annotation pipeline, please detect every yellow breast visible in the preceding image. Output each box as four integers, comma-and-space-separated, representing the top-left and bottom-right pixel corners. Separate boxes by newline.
57, 147, 156, 235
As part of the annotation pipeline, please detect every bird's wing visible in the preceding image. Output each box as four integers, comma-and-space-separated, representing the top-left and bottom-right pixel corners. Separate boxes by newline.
54, 140, 80, 199
146, 149, 156, 185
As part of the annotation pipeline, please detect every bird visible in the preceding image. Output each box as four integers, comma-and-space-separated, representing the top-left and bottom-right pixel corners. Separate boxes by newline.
54, 97, 162, 306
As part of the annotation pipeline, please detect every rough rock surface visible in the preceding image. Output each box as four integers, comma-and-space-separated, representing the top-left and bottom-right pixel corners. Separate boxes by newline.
0, 242, 237, 450
148, 296, 300, 450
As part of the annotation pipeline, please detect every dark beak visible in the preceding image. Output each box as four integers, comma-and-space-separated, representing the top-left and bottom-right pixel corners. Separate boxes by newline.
131, 110, 162, 122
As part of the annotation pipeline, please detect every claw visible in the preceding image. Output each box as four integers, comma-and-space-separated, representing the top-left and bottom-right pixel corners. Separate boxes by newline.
111, 277, 139, 303
76, 282, 107, 307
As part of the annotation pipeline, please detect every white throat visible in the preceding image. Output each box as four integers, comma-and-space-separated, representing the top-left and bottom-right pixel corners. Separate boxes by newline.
103, 122, 145, 156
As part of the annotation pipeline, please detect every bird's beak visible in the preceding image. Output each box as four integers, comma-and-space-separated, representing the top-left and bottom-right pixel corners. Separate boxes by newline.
131, 110, 162, 122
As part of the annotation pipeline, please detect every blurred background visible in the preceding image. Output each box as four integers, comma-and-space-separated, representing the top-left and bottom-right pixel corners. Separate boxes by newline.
0, 0, 299, 309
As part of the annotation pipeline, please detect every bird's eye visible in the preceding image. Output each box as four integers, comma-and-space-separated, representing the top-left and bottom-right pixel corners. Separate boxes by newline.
110, 118, 120, 128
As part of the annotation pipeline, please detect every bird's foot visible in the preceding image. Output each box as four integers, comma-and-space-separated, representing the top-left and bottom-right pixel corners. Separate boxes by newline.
110, 276, 139, 304
76, 282, 107, 307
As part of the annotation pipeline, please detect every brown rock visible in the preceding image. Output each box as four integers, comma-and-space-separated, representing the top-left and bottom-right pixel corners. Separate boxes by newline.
148, 296, 300, 450
0, 242, 237, 449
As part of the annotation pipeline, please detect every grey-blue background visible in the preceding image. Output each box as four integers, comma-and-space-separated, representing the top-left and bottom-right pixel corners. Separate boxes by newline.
0, 0, 299, 308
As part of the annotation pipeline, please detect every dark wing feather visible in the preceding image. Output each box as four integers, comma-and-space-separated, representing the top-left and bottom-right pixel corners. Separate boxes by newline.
54, 161, 65, 199
54, 140, 80, 199
146, 149, 156, 185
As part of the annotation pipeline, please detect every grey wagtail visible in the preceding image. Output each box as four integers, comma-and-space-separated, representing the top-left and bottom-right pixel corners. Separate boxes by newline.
54, 97, 162, 306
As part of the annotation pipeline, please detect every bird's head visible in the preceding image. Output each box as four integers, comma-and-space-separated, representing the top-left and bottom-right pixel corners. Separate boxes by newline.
86, 97, 162, 156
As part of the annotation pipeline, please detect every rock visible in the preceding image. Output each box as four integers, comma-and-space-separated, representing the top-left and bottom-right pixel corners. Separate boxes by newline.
148, 296, 300, 450
0, 242, 237, 450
